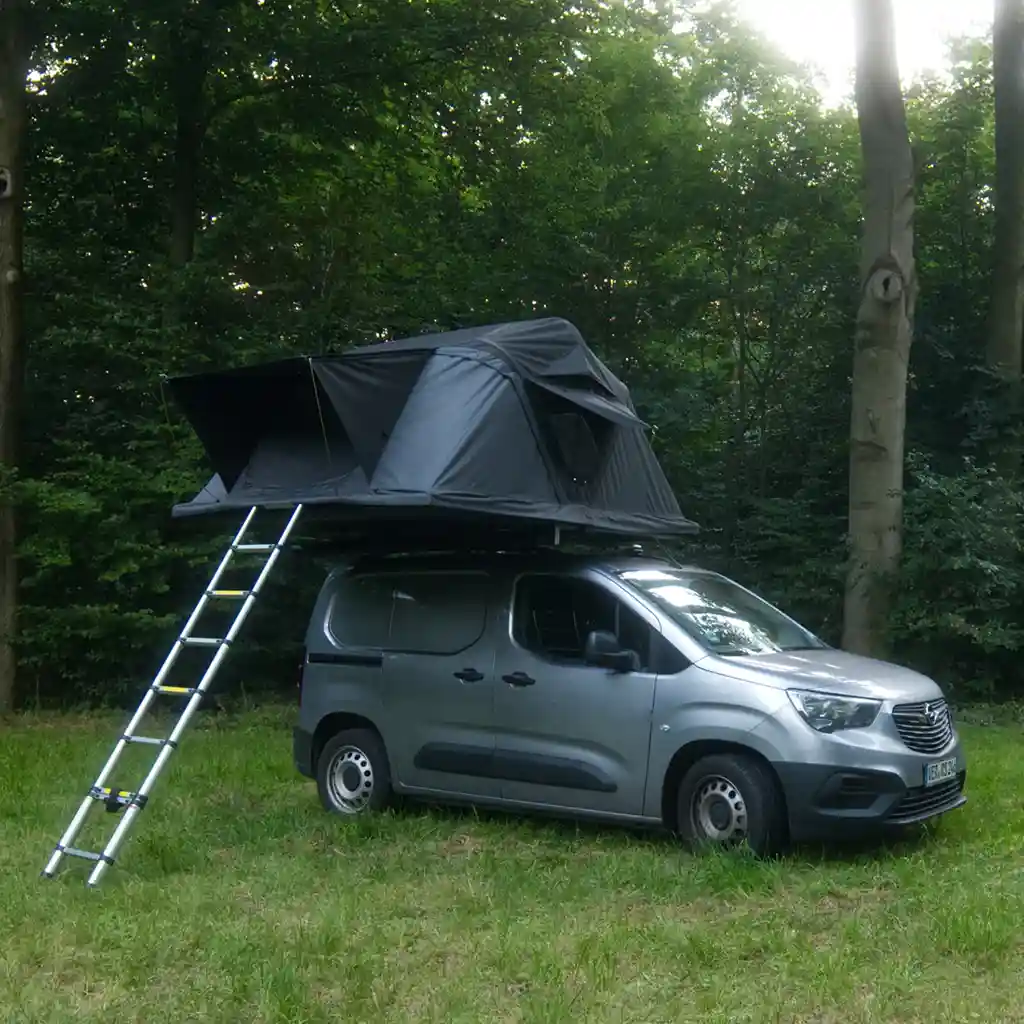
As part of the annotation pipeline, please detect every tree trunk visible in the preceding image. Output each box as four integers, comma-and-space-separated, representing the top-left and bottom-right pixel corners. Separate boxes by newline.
842, 0, 916, 658
986, 0, 1024, 472
0, 0, 29, 713
169, 78, 205, 271
162, 89, 205, 329
162, 7, 213, 328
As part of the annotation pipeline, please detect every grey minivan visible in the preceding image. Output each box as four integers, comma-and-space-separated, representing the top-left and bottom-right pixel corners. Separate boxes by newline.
292, 551, 967, 854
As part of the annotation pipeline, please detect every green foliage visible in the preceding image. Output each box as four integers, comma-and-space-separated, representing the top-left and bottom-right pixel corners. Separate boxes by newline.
893, 454, 1024, 699
10, 0, 1024, 706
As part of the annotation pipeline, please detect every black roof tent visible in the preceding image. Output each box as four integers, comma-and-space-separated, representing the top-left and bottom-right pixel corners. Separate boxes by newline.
165, 317, 699, 539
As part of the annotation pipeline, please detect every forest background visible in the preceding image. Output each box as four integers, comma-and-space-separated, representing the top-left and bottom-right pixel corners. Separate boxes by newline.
0, 0, 1021, 711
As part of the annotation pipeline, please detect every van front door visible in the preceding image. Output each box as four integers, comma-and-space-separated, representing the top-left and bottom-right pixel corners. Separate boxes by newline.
491, 571, 662, 819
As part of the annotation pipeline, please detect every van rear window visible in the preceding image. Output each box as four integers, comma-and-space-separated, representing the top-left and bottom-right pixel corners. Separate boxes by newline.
329, 571, 488, 655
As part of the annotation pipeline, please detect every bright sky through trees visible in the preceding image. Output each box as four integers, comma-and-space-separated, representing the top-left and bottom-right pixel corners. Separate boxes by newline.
731, 0, 990, 104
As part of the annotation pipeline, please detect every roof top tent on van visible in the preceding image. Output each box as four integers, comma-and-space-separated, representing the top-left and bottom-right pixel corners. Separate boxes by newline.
43, 316, 699, 886
165, 315, 699, 542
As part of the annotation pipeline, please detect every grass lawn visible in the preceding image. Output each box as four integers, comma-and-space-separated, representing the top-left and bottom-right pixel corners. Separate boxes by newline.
2, 706, 1022, 1023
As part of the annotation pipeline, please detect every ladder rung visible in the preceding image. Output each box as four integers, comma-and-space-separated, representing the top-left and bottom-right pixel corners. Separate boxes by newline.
208, 589, 250, 599
180, 637, 227, 648
123, 735, 174, 747
91, 787, 131, 800
234, 543, 276, 552
153, 685, 197, 696
61, 847, 106, 863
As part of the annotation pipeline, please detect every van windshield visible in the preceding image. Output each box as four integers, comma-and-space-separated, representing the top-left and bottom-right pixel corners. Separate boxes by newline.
616, 568, 827, 657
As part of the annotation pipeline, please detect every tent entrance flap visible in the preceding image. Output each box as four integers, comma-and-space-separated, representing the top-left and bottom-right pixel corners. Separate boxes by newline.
167, 357, 351, 491
312, 350, 431, 477
166, 317, 699, 539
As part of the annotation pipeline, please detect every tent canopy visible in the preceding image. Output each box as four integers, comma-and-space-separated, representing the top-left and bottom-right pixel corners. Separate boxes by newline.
166, 317, 698, 538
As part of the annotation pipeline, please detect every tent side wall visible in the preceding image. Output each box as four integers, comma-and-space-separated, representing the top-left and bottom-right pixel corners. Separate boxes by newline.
369, 351, 563, 507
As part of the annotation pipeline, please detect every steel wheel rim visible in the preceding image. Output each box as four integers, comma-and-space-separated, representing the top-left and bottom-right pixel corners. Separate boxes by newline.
691, 774, 748, 844
326, 746, 374, 814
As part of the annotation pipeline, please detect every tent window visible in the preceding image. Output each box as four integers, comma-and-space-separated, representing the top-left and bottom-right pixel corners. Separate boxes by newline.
528, 383, 614, 495
549, 412, 602, 484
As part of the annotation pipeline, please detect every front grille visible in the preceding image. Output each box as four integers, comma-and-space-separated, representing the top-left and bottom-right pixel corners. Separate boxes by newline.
888, 773, 966, 824
891, 698, 954, 754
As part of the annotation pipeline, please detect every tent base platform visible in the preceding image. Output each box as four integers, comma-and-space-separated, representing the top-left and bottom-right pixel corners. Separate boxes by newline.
169, 501, 694, 559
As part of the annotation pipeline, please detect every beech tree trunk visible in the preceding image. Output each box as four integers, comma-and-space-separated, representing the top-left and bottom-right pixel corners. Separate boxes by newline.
163, 4, 216, 328
842, 0, 916, 658
0, 0, 28, 712
987, 0, 1024, 471
170, 87, 205, 272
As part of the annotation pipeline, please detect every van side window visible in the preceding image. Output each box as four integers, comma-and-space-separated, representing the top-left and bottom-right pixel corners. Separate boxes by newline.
330, 571, 488, 655
329, 575, 394, 649
512, 574, 654, 671
389, 573, 488, 654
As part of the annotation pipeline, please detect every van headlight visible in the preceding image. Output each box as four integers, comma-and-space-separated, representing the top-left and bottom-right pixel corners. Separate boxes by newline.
787, 689, 882, 733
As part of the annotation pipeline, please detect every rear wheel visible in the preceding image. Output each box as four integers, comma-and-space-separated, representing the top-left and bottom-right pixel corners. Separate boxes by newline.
316, 729, 393, 816
676, 753, 786, 857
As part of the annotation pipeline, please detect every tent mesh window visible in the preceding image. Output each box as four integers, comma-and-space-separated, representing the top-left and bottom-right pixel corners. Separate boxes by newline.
527, 384, 614, 502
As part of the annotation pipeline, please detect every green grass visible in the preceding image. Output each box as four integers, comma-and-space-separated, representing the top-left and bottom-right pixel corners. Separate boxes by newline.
2, 707, 1022, 1023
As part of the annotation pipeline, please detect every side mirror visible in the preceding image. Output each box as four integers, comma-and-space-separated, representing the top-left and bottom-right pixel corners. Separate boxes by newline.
584, 630, 639, 673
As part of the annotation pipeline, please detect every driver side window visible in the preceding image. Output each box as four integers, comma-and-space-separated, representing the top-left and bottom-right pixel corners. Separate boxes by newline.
512, 573, 653, 671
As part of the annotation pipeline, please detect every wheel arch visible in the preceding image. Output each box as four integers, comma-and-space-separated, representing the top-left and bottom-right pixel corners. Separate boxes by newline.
312, 712, 387, 771
660, 740, 788, 834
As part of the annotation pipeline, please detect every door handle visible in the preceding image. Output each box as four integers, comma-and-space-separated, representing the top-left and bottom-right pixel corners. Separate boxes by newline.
453, 668, 484, 683
502, 671, 535, 687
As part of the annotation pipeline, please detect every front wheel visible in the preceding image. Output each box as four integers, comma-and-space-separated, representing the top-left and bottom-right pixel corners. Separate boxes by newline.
676, 753, 786, 857
316, 728, 393, 816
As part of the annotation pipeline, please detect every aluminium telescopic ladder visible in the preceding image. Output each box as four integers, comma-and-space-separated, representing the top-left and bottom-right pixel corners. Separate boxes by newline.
41, 504, 304, 887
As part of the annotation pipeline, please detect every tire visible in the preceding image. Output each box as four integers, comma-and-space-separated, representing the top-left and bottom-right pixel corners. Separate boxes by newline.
316, 728, 393, 817
675, 753, 786, 857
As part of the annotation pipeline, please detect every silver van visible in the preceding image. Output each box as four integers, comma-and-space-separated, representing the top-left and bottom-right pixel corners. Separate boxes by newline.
292, 551, 967, 854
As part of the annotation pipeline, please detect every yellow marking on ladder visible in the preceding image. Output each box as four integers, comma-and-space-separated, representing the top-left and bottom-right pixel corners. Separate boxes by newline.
159, 686, 192, 695
211, 590, 246, 598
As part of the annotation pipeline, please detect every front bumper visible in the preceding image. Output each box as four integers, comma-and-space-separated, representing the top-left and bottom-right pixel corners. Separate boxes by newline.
775, 761, 967, 843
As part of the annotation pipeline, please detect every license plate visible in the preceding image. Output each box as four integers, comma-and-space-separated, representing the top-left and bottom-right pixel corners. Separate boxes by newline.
924, 757, 957, 787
